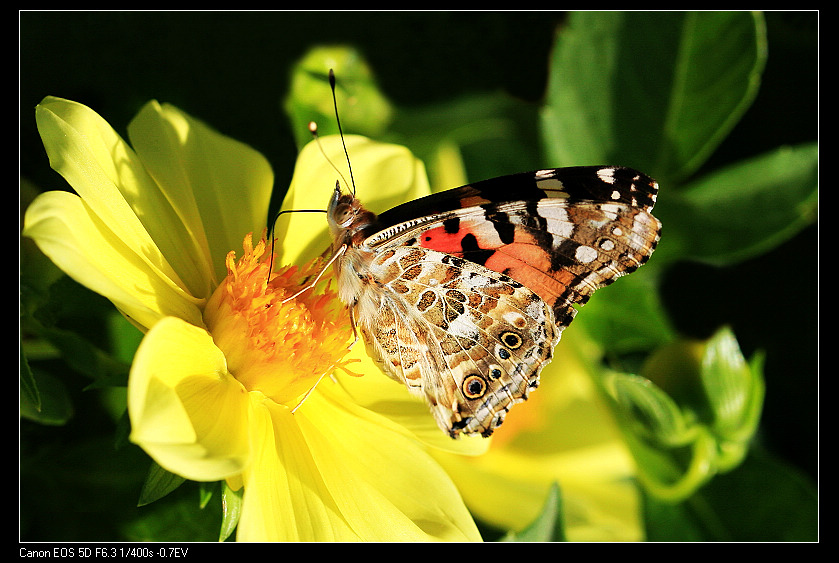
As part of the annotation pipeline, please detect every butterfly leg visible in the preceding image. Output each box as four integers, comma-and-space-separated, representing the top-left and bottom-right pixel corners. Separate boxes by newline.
290, 368, 332, 414
281, 244, 348, 304
290, 320, 362, 415
290, 280, 363, 415
348, 305, 361, 351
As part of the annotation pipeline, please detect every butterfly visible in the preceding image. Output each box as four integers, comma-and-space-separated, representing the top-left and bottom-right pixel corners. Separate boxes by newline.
326, 164, 661, 438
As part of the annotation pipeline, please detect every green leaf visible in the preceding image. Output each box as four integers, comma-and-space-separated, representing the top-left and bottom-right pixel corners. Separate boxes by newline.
500, 482, 565, 542
123, 482, 222, 542
642, 490, 707, 541
701, 327, 765, 448
107, 310, 143, 365
20, 344, 41, 414
19, 367, 73, 425
653, 143, 818, 265
575, 271, 675, 354
23, 273, 132, 387
655, 12, 767, 181
219, 482, 243, 542
137, 461, 186, 507
541, 11, 767, 184
37, 324, 131, 388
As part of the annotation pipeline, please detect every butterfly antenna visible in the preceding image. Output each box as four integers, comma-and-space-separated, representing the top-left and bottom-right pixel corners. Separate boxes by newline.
264, 69, 353, 284
308, 121, 352, 193
329, 69, 357, 197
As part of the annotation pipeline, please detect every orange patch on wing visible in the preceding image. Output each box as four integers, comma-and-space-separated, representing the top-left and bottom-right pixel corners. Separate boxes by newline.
485, 246, 572, 308
484, 243, 551, 272
419, 225, 466, 254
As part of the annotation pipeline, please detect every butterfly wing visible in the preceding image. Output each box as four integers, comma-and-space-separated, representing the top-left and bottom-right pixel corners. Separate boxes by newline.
375, 166, 659, 220
343, 166, 661, 437
356, 246, 558, 437
370, 166, 661, 330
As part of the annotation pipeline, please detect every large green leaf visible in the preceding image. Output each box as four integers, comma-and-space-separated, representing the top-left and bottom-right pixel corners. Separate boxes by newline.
653, 142, 818, 265
574, 271, 675, 354
541, 11, 767, 184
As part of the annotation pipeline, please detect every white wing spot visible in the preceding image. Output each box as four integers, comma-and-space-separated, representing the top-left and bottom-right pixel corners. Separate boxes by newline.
599, 203, 623, 220
502, 311, 527, 327
599, 239, 616, 251
575, 245, 599, 264
597, 168, 616, 184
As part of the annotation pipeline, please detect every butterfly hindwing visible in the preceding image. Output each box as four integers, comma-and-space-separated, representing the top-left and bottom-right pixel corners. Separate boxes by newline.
357, 245, 557, 437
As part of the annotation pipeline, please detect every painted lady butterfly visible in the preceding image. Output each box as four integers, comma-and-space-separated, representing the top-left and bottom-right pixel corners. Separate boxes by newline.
327, 164, 661, 438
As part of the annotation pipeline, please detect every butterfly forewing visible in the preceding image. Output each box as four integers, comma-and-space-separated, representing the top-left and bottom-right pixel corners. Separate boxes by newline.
375, 166, 658, 225
369, 167, 660, 322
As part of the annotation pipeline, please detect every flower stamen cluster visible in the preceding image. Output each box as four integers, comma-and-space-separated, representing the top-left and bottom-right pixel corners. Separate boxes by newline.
204, 233, 353, 406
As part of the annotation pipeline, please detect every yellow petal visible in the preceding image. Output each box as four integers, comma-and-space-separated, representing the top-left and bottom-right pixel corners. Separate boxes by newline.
128, 317, 250, 481
274, 135, 431, 265
235, 399, 358, 541
293, 384, 482, 541
435, 443, 641, 541
33, 97, 200, 296
233, 351, 483, 541
23, 190, 204, 330
127, 101, 274, 288
331, 345, 490, 456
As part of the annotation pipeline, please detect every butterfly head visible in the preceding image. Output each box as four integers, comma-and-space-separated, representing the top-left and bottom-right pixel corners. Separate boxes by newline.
327, 181, 378, 247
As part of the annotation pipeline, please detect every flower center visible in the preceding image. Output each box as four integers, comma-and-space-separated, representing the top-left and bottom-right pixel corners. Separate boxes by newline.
203, 233, 353, 406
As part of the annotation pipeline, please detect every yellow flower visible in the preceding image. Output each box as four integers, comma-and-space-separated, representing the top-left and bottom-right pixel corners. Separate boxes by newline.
23, 97, 482, 541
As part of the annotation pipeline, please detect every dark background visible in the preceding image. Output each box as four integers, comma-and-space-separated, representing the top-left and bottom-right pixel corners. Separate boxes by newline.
20, 10, 817, 514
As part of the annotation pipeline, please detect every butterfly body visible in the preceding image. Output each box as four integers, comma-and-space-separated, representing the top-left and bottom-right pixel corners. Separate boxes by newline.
327, 166, 661, 438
